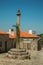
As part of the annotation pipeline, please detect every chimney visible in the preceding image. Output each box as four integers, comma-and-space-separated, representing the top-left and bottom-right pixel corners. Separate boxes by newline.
9, 29, 14, 35
28, 30, 33, 34
28, 30, 36, 35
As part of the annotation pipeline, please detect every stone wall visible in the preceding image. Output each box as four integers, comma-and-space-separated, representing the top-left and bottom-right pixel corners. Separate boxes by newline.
19, 39, 38, 50
0, 34, 9, 52
31, 39, 38, 50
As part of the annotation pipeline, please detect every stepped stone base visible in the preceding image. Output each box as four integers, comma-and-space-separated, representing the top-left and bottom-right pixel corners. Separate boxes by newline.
6, 48, 30, 59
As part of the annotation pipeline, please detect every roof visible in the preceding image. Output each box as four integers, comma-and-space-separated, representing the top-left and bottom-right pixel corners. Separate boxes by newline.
0, 30, 8, 34
9, 31, 39, 39
0, 30, 39, 38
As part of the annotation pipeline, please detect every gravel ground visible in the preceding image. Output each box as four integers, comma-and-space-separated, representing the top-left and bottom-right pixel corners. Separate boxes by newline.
0, 49, 43, 65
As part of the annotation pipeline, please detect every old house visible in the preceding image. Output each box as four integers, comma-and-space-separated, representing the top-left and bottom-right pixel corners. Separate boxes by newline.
0, 30, 14, 52
9, 29, 39, 50
0, 29, 39, 52
0, 30, 9, 52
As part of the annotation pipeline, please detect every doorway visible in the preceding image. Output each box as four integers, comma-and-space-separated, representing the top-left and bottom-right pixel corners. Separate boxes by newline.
14, 43, 16, 48
37, 40, 41, 51
5, 41, 7, 52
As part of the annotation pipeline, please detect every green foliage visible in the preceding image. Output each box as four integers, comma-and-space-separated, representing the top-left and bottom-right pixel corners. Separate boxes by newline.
38, 34, 43, 45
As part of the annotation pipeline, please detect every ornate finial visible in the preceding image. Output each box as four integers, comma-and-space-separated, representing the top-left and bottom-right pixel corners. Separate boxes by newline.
16, 10, 21, 16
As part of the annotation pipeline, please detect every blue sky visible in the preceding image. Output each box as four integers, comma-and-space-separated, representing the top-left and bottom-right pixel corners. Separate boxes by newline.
0, 0, 43, 34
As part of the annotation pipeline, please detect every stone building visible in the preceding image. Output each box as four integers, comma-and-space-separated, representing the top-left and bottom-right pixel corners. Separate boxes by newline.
0, 30, 14, 52
9, 29, 39, 50
0, 31, 9, 52
0, 30, 39, 52
9, 31, 39, 50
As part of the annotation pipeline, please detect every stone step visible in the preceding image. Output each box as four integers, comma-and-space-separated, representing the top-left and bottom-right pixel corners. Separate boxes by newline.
8, 51, 28, 55
6, 49, 30, 59
7, 54, 18, 59
10, 48, 26, 52
7, 54, 30, 59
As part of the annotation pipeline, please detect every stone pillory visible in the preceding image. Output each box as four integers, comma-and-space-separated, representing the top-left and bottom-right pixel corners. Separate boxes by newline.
16, 10, 21, 48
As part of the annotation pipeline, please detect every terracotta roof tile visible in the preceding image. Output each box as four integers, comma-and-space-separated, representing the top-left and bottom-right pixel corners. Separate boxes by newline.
0, 30, 8, 34
9, 31, 39, 38
0, 30, 39, 38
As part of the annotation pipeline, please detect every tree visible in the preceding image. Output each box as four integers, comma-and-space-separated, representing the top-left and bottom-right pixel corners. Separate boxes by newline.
38, 34, 43, 45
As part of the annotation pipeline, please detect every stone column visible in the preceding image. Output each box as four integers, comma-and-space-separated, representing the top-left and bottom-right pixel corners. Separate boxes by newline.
16, 10, 21, 48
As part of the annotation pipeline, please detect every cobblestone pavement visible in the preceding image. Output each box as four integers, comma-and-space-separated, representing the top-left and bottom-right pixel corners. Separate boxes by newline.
0, 50, 43, 65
